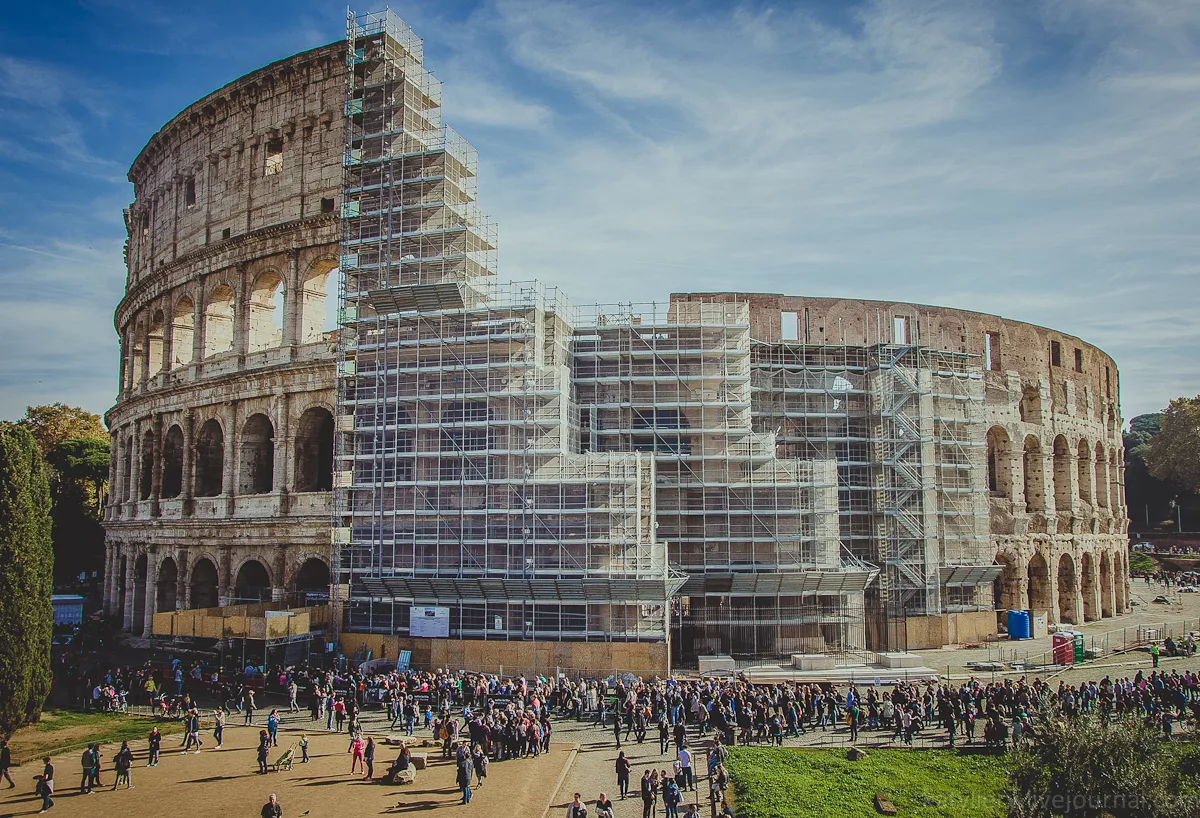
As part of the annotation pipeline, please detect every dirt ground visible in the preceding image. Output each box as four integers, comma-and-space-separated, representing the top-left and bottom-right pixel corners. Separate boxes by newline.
0, 720, 572, 818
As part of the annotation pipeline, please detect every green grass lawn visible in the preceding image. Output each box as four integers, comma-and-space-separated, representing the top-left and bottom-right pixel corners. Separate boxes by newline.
725, 746, 1009, 818
9, 709, 184, 765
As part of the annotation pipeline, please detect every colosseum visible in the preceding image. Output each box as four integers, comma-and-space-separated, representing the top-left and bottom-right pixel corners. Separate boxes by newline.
103, 9, 1129, 666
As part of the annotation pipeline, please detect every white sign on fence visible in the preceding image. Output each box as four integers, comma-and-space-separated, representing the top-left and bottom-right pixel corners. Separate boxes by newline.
409, 606, 450, 638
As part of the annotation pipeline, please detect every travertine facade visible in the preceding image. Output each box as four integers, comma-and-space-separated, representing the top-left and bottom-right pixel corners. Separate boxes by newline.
104, 43, 346, 634
105, 24, 1129, 657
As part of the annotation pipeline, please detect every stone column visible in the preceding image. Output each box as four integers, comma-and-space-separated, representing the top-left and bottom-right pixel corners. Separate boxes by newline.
150, 414, 163, 517
283, 248, 300, 351
1047, 559, 1061, 625
1083, 557, 1101, 622
234, 261, 250, 361
218, 548, 234, 607
192, 290, 206, 363
122, 552, 137, 631
176, 549, 190, 611
101, 543, 114, 616
143, 548, 159, 637
275, 394, 291, 513
223, 402, 238, 516
273, 545, 287, 604
181, 410, 196, 516
1014, 568, 1029, 612
130, 419, 144, 511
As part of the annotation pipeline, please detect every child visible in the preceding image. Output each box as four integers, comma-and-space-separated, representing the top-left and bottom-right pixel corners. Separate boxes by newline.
423, 704, 433, 730
299, 734, 309, 763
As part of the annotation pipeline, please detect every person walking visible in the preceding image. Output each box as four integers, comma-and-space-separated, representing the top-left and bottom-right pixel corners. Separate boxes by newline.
260, 793, 282, 818
148, 726, 162, 766
566, 792, 587, 818
678, 746, 693, 791
257, 730, 271, 774
267, 710, 279, 747
112, 741, 134, 790
616, 751, 631, 799
288, 681, 299, 713
80, 745, 94, 794
349, 732, 365, 775
363, 736, 376, 781
596, 792, 615, 818
613, 711, 623, 750
0, 740, 14, 788
213, 708, 225, 749
298, 734, 309, 764
34, 772, 53, 814
640, 769, 655, 818
1152, 642, 1161, 669
244, 688, 257, 726
457, 752, 474, 804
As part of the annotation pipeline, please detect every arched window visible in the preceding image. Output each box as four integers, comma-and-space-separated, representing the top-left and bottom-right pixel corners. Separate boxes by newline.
194, 419, 224, 497
986, 426, 1011, 497
299, 261, 339, 343
234, 560, 271, 603
1077, 440, 1092, 501
1052, 435, 1071, 511
161, 424, 184, 499
130, 321, 146, 384
238, 413, 275, 494
139, 429, 155, 500
293, 558, 331, 604
294, 407, 334, 492
204, 285, 235, 357
156, 557, 178, 613
1022, 435, 1044, 513
171, 297, 195, 368
189, 558, 219, 609
248, 271, 284, 351
1094, 443, 1109, 509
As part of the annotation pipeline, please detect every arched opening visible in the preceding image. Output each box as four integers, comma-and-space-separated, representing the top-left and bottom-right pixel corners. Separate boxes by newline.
1080, 552, 1097, 621
248, 271, 284, 351
1052, 435, 1071, 514
299, 260, 339, 343
1057, 553, 1078, 624
1027, 552, 1051, 612
139, 429, 155, 500
161, 424, 184, 499
234, 560, 271, 603
194, 419, 224, 497
122, 435, 133, 502
293, 557, 331, 605
1099, 552, 1113, 618
294, 407, 334, 492
993, 553, 1021, 611
156, 557, 178, 614
171, 297, 195, 368
1022, 435, 1044, 513
1019, 385, 1041, 422
1094, 443, 1109, 509
147, 310, 165, 375
189, 558, 219, 609
203, 284, 235, 357
132, 553, 148, 634
986, 426, 1011, 497
238, 413, 275, 495
1076, 440, 1092, 503
129, 322, 146, 384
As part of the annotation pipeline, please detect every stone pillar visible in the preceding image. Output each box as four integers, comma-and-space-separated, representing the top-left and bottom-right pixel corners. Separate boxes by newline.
1014, 570, 1029, 612
275, 394, 290, 513
1071, 560, 1085, 625
130, 419, 144, 511
273, 545, 287, 604
219, 548, 234, 607
193, 290, 206, 363
1083, 557, 1101, 622
181, 410, 196, 515
234, 261, 250, 361
150, 414, 163, 517
143, 548, 159, 637
176, 549, 190, 611
283, 249, 300, 350
223, 403, 238, 516
122, 552, 137, 631
102, 542, 114, 616
1047, 559, 1061, 625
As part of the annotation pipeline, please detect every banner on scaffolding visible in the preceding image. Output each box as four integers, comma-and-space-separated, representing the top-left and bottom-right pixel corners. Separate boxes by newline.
409, 606, 451, 638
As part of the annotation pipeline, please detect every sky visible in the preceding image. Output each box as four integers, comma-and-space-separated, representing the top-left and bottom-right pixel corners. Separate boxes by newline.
0, 0, 1198, 423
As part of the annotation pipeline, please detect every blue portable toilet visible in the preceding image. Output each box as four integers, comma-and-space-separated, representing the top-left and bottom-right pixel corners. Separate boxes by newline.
1007, 609, 1031, 639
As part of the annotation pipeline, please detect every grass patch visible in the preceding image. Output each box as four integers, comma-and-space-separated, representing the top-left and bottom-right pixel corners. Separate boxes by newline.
9, 710, 184, 765
725, 746, 1009, 818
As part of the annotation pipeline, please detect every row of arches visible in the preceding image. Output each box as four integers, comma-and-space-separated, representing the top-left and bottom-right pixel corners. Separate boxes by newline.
123, 260, 339, 391
987, 428, 1124, 516
993, 547, 1127, 625
113, 550, 332, 635
118, 406, 333, 504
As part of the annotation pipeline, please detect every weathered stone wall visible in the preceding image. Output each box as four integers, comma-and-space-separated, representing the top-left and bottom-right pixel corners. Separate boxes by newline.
103, 42, 346, 635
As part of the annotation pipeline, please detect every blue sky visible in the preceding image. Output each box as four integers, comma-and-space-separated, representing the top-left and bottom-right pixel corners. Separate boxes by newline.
1, 0, 1198, 422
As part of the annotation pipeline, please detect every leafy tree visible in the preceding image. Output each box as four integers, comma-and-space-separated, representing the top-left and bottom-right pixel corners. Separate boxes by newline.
17, 403, 106, 456
0, 423, 54, 738
1145, 396, 1200, 494
1124, 413, 1175, 529
1008, 705, 1199, 817
48, 437, 110, 515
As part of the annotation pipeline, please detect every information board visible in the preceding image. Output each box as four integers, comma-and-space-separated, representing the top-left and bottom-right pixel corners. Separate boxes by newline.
409, 606, 451, 638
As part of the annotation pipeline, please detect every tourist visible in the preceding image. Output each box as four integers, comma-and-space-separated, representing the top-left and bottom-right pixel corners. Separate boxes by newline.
244, 687, 257, 726
363, 736, 376, 781
640, 769, 655, 818
456, 751, 474, 804
257, 730, 271, 774
113, 740, 134, 789
288, 679, 300, 713
677, 745, 693, 791
298, 734, 309, 763
566, 792, 587, 818
616, 750, 631, 798
349, 731, 365, 775
260, 793, 282, 818
34, 772, 53, 814
471, 743, 487, 787
148, 726, 162, 766
0, 740, 12, 788
596, 792, 615, 818
80, 745, 95, 794
214, 708, 225, 748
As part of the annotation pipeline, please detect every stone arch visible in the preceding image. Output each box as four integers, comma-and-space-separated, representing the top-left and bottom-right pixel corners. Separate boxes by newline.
1076, 439, 1092, 503
156, 556, 178, 614
1099, 551, 1113, 618
292, 557, 331, 604
147, 309, 166, 375
161, 424, 184, 499
1052, 435, 1072, 514
299, 259, 339, 343
203, 283, 235, 357
1022, 435, 1045, 513
986, 426, 1012, 498
189, 557, 219, 609
171, 296, 195, 368
993, 552, 1022, 611
238, 413, 275, 495
1080, 551, 1098, 621
1057, 552, 1079, 624
248, 270, 284, 351
132, 552, 148, 635
1094, 443, 1109, 509
139, 428, 155, 500
233, 558, 272, 603
1028, 552, 1051, 613
194, 418, 225, 497
294, 406, 334, 492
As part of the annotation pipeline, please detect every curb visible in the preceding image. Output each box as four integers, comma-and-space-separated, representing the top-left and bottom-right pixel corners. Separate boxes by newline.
540, 742, 581, 818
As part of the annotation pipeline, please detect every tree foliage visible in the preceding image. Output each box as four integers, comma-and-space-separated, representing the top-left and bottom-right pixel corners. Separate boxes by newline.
47, 437, 110, 515
1008, 705, 1200, 817
0, 423, 54, 738
1145, 396, 1200, 494
17, 403, 106, 456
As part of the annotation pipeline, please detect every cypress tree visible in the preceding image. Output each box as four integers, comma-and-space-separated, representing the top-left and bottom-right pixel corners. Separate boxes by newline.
0, 422, 54, 738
